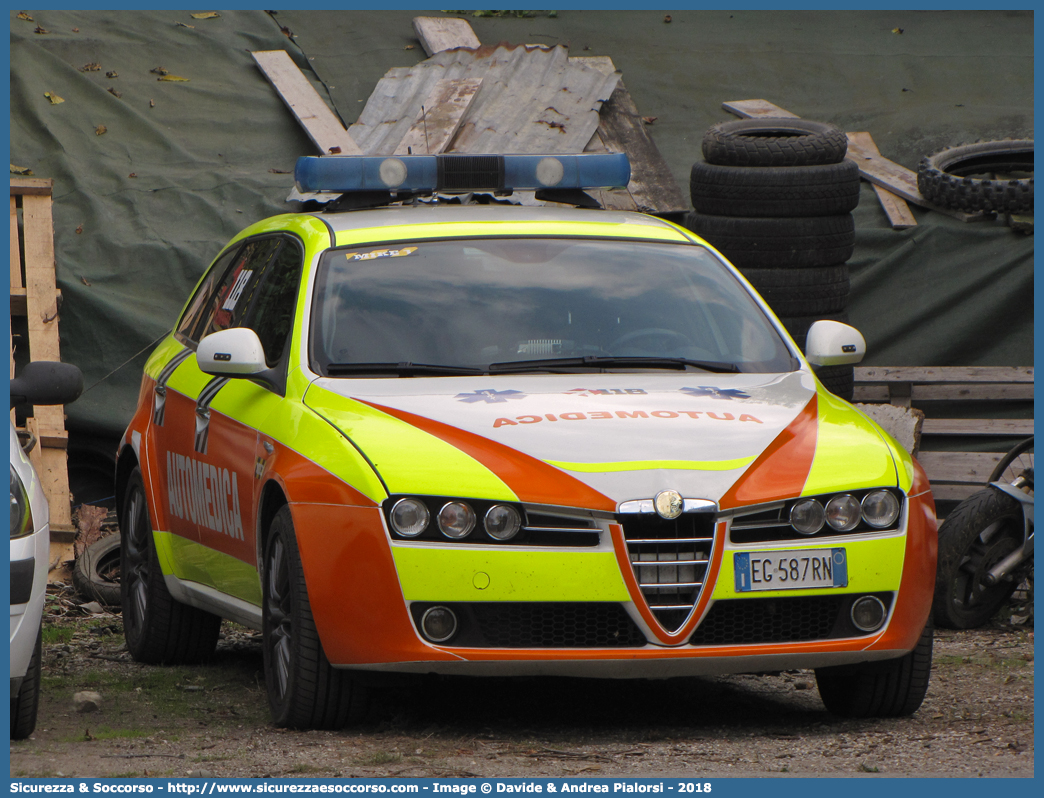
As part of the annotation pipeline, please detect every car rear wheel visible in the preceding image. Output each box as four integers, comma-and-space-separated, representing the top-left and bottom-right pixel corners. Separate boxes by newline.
10, 627, 42, 740
121, 466, 220, 664
262, 505, 369, 729
815, 622, 933, 717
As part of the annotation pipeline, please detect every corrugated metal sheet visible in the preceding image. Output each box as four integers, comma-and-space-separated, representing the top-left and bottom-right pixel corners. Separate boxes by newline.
347, 44, 621, 155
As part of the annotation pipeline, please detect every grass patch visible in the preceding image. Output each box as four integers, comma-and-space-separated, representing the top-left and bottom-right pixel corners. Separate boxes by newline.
42, 626, 75, 645
58, 726, 153, 743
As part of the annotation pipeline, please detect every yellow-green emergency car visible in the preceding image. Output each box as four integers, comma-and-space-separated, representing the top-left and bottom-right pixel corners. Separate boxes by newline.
117, 153, 937, 729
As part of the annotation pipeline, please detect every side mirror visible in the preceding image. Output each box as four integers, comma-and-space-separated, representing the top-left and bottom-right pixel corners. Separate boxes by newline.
805, 320, 866, 366
197, 328, 268, 376
10, 361, 84, 409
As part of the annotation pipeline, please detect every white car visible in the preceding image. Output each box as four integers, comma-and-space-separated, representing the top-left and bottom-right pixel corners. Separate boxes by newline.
10, 361, 82, 739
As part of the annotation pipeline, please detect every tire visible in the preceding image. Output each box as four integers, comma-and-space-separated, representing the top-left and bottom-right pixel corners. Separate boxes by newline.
690, 160, 860, 217
121, 467, 220, 664
685, 213, 855, 269
741, 264, 850, 317
815, 364, 855, 400
73, 533, 122, 606
262, 505, 369, 729
815, 622, 933, 718
932, 487, 1026, 630
10, 627, 41, 740
702, 118, 848, 167
989, 436, 1033, 485
917, 139, 1033, 213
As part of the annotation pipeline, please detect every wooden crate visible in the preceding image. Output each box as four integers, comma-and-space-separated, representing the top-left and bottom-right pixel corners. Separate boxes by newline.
10, 177, 76, 566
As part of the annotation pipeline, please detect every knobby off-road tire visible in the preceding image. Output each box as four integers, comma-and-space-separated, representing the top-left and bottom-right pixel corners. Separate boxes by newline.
10, 628, 42, 740
73, 532, 122, 606
690, 159, 860, 217
932, 487, 1026, 630
121, 467, 220, 664
815, 622, 933, 718
917, 139, 1033, 214
684, 213, 855, 269
702, 118, 848, 167
741, 264, 850, 317
262, 505, 369, 730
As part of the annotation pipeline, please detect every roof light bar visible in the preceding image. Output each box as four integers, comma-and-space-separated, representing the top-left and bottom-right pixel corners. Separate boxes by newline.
294, 153, 631, 195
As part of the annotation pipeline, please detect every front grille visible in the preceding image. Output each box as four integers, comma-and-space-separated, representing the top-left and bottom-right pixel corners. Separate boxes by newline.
410, 602, 647, 648
618, 513, 717, 633
688, 593, 893, 645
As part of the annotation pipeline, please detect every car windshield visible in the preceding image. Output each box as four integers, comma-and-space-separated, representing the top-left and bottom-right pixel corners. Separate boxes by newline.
310, 237, 798, 375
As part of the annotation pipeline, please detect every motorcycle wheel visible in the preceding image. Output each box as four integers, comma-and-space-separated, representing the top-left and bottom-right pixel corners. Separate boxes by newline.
932, 487, 1026, 629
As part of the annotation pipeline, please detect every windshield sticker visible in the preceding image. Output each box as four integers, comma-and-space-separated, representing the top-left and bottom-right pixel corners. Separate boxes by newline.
347, 246, 418, 262
455, 389, 527, 404
680, 386, 751, 400
492, 410, 763, 428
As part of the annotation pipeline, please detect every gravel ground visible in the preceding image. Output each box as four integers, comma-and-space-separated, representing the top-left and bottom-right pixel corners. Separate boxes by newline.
9, 582, 1034, 779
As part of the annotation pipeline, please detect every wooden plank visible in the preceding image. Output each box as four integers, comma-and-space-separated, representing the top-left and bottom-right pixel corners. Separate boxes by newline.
855, 366, 1034, 384
412, 16, 480, 56
393, 78, 482, 156
847, 133, 917, 229
10, 195, 22, 291
724, 99, 984, 222
918, 451, 1004, 485
921, 418, 1035, 437
929, 483, 984, 503
251, 50, 362, 156
854, 384, 1034, 403
9, 177, 54, 196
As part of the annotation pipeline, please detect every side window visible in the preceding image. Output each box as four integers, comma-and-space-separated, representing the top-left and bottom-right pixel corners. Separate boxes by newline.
195, 238, 283, 343
174, 246, 241, 345
241, 240, 304, 366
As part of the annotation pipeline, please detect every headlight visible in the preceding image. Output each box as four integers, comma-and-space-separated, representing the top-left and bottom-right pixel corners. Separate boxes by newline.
485, 504, 522, 541
861, 490, 901, 528
789, 499, 825, 535
438, 501, 476, 539
390, 498, 429, 537
825, 494, 862, 531
10, 465, 34, 539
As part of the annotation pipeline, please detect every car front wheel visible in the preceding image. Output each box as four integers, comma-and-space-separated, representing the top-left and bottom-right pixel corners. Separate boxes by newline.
10, 627, 42, 740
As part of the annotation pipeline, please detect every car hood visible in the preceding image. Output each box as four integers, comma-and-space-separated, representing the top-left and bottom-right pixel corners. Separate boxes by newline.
303, 371, 901, 511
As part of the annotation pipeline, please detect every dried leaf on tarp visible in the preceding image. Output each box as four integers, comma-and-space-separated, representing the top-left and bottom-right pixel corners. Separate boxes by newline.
108, 87, 122, 98
17, 11, 33, 21
34, 25, 50, 34
664, 14, 672, 23
128, 173, 137, 178
642, 116, 658, 125
95, 125, 107, 135
106, 71, 118, 79
75, 224, 84, 234
44, 91, 64, 105
150, 66, 170, 76
79, 62, 101, 72
892, 27, 904, 34
72, 27, 79, 33
268, 168, 292, 174
175, 21, 195, 28
10, 164, 34, 176
190, 12, 220, 20
158, 75, 189, 82
80, 276, 91, 285
149, 99, 155, 108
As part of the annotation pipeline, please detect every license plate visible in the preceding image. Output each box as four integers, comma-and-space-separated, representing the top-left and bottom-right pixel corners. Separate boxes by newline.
734, 548, 848, 592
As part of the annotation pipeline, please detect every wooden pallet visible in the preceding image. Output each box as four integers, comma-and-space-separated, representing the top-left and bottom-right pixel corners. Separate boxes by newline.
10, 177, 76, 565
853, 366, 1034, 505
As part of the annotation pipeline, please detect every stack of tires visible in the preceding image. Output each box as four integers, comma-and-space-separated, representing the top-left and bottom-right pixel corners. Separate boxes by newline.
683, 119, 861, 399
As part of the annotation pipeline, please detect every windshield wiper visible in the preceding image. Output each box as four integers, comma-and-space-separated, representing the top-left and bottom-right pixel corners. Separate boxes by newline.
325, 362, 485, 377
487, 356, 740, 374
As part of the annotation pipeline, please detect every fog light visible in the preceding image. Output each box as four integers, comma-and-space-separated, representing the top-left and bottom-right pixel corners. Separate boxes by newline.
390, 498, 429, 537
825, 494, 861, 531
862, 490, 900, 528
789, 499, 825, 535
438, 501, 476, 539
485, 504, 521, 540
850, 596, 887, 632
420, 606, 458, 643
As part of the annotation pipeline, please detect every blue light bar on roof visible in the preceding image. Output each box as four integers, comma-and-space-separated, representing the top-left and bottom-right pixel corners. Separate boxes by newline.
294, 152, 631, 195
